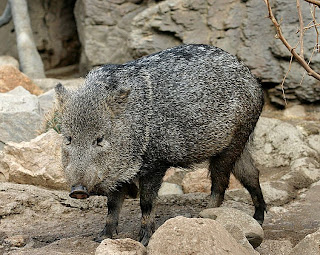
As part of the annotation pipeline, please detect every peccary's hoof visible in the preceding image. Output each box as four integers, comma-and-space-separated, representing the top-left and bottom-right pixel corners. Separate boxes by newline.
139, 227, 153, 246
69, 185, 89, 199
94, 227, 114, 243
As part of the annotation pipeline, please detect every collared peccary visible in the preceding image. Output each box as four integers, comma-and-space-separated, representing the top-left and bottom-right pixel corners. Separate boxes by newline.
55, 44, 266, 245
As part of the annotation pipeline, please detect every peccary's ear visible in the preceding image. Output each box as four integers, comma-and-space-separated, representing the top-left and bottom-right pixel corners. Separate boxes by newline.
106, 88, 131, 117
55, 83, 69, 106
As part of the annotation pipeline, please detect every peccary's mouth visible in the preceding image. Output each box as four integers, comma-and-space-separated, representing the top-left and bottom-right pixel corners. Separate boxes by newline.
69, 185, 90, 199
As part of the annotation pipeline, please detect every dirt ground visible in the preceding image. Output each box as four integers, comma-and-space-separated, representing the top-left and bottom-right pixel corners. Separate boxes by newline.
1, 181, 320, 255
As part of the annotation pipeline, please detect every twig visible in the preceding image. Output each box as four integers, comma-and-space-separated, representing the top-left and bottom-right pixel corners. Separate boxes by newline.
304, 0, 320, 7
265, 0, 320, 81
297, 0, 304, 58
310, 5, 320, 52
280, 54, 293, 105
299, 44, 317, 86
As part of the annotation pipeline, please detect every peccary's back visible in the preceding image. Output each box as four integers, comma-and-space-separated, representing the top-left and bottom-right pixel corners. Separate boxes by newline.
88, 44, 264, 165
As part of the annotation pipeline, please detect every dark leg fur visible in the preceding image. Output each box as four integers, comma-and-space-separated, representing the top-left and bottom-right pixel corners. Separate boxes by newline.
95, 184, 127, 242
233, 145, 267, 224
208, 132, 266, 225
208, 152, 232, 208
139, 166, 167, 246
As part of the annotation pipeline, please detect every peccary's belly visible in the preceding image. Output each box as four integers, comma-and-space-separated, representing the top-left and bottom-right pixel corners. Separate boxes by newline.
146, 112, 236, 165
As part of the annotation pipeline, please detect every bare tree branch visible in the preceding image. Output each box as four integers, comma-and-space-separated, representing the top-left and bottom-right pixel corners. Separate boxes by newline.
304, 0, 320, 7
310, 5, 320, 52
297, 0, 304, 58
264, 0, 320, 81
0, 1, 12, 27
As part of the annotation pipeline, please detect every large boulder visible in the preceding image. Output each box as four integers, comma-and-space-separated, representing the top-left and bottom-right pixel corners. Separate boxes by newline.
199, 207, 264, 248
0, 130, 67, 190
252, 117, 318, 168
0, 87, 43, 150
147, 216, 258, 255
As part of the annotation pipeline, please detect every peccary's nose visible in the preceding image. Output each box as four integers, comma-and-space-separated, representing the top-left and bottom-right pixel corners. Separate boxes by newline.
69, 185, 89, 199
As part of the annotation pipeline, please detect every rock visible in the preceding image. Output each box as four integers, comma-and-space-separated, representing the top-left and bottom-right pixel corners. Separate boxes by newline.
256, 239, 293, 255
0, 65, 43, 95
229, 174, 242, 190
95, 238, 146, 255
199, 207, 264, 248
261, 181, 295, 206
158, 182, 183, 196
251, 117, 318, 168
227, 180, 295, 207
0, 87, 42, 150
289, 228, 320, 255
74, 0, 149, 72
147, 216, 257, 255
9, 237, 99, 255
38, 89, 56, 116
281, 157, 320, 189
307, 135, 320, 154
33, 78, 84, 92
163, 167, 187, 185
182, 168, 211, 193
0, 56, 19, 69
263, 181, 320, 244
223, 223, 258, 254
0, 130, 67, 190
4, 235, 28, 248
283, 105, 306, 119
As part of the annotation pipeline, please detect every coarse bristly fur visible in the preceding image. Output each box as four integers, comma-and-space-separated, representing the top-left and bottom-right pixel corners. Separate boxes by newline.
55, 44, 266, 245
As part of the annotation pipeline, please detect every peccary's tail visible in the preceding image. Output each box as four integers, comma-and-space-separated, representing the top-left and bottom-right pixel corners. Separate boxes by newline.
232, 134, 267, 224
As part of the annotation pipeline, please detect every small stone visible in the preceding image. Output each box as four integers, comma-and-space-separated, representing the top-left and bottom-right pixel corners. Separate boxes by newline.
158, 182, 183, 196
95, 238, 146, 255
4, 235, 27, 247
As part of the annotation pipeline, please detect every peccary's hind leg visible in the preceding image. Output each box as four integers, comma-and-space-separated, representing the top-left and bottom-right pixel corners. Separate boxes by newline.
208, 153, 232, 208
233, 146, 267, 225
95, 184, 127, 242
139, 167, 166, 246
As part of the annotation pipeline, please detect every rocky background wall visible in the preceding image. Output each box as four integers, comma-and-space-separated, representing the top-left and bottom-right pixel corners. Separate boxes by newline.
0, 0, 320, 254
0, 0, 320, 105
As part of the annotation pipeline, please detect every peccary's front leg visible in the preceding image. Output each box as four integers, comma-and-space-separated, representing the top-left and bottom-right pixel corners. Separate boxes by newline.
95, 186, 126, 242
139, 170, 166, 246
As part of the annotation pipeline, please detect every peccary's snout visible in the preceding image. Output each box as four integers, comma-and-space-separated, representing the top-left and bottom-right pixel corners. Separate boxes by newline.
69, 185, 89, 199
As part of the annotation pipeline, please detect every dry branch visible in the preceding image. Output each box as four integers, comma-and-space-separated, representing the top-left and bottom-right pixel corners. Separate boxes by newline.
304, 0, 320, 7
264, 0, 320, 81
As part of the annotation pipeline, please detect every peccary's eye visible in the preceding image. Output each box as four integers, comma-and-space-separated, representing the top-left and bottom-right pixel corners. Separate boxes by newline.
65, 136, 72, 145
96, 136, 104, 147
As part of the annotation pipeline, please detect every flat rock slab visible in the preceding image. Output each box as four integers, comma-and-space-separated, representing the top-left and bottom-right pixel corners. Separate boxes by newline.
263, 181, 320, 246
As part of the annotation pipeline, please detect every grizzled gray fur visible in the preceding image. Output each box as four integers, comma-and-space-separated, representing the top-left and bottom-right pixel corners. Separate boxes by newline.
55, 44, 266, 245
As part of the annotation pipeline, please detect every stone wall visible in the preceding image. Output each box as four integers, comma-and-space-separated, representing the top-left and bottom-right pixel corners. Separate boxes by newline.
0, 0, 80, 70
1, 0, 320, 104
74, 0, 320, 105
